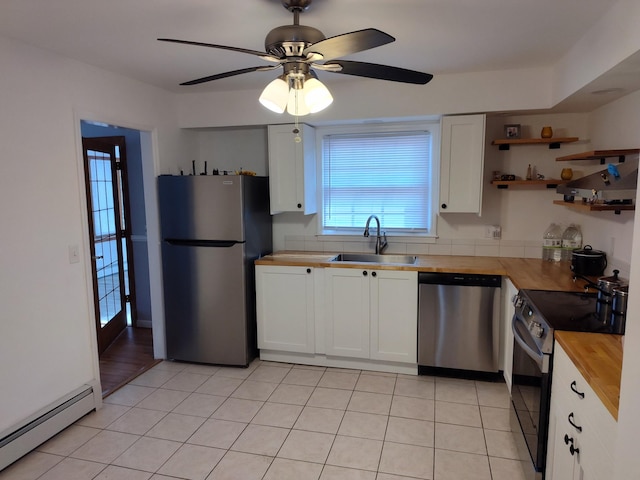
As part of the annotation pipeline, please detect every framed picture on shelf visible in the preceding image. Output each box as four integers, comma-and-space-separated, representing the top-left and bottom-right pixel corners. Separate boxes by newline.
504, 124, 521, 139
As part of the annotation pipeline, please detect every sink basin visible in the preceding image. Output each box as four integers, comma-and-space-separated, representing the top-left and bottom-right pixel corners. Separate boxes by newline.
331, 253, 418, 265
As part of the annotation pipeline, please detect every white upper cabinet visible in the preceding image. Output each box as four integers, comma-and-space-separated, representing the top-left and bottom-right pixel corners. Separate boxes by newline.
439, 114, 486, 215
267, 124, 317, 215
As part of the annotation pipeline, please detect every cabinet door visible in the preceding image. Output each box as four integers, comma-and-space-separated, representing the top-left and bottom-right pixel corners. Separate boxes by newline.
547, 399, 580, 480
370, 270, 418, 363
267, 124, 317, 214
256, 265, 315, 353
325, 268, 370, 358
439, 114, 486, 214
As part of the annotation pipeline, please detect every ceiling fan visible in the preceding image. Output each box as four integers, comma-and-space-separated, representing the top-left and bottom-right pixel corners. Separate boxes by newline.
158, 0, 433, 115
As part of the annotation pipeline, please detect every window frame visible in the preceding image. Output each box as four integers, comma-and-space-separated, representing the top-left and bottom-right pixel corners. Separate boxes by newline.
315, 121, 440, 237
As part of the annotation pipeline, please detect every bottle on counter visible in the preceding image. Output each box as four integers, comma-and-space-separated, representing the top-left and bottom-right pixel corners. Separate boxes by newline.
561, 224, 583, 262
542, 223, 563, 262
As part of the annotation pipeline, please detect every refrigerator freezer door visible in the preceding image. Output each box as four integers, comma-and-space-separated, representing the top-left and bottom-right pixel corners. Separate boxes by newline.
158, 175, 245, 241
162, 241, 249, 365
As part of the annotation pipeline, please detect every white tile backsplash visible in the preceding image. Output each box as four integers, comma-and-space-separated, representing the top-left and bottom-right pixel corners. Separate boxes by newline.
285, 235, 539, 260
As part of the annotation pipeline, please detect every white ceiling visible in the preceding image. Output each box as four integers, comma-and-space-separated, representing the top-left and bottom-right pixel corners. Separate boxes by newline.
0, 0, 632, 110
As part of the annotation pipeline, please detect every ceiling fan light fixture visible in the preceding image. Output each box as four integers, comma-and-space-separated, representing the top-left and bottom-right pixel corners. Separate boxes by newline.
259, 77, 289, 113
286, 85, 311, 116
303, 77, 333, 113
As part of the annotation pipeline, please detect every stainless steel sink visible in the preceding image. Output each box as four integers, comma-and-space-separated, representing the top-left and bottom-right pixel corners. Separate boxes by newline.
330, 253, 418, 265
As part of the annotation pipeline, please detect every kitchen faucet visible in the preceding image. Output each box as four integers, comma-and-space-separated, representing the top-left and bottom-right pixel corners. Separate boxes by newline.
364, 215, 388, 254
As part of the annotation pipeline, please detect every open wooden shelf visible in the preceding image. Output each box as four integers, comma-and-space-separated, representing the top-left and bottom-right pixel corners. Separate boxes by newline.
553, 200, 635, 214
555, 149, 640, 164
491, 137, 580, 151
491, 179, 564, 189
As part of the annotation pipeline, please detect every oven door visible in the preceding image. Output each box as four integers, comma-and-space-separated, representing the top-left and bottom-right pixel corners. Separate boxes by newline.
511, 314, 550, 478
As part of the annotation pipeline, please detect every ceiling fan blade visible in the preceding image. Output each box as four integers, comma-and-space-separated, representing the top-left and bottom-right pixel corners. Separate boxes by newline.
180, 66, 279, 86
303, 28, 394, 61
158, 38, 281, 63
323, 60, 433, 85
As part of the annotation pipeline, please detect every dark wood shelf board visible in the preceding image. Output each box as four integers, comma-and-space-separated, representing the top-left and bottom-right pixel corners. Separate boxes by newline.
555, 149, 640, 164
492, 137, 580, 151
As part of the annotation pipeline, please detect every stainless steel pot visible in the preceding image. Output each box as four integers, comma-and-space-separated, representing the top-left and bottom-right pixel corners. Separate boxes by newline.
611, 285, 629, 334
571, 245, 607, 276
595, 270, 628, 326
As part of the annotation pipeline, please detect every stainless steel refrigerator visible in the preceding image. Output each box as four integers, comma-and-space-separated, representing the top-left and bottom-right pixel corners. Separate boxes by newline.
158, 175, 272, 366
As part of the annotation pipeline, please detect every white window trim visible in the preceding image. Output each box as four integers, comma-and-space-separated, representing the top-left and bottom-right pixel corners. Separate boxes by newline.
315, 120, 440, 238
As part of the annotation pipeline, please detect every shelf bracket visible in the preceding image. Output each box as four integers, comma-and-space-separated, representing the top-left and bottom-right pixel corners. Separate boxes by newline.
499, 144, 510, 151
548, 142, 561, 149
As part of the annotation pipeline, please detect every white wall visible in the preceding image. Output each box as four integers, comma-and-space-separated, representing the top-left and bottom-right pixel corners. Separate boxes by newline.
0, 35, 186, 434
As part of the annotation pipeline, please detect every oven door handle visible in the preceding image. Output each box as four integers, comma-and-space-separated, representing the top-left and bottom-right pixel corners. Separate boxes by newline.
512, 314, 545, 371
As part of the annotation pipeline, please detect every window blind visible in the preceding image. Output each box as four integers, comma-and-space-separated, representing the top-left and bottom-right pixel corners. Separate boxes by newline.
322, 130, 432, 233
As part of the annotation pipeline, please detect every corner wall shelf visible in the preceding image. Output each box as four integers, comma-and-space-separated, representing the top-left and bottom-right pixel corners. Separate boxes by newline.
553, 200, 635, 215
491, 179, 563, 189
555, 149, 640, 164
491, 137, 579, 151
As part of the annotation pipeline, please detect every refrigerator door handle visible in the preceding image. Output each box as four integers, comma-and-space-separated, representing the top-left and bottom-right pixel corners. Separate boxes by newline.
165, 239, 242, 248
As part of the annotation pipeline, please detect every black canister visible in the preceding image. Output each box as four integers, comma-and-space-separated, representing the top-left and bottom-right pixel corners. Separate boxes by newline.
611, 285, 629, 334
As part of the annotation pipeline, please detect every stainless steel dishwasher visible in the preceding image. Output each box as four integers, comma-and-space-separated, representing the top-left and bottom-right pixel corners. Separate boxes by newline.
418, 272, 501, 374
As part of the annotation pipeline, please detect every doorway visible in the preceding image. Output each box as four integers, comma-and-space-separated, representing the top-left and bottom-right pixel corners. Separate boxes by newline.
80, 121, 157, 395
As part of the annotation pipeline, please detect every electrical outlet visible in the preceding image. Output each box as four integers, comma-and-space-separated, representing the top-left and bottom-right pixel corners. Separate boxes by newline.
485, 225, 502, 239
68, 245, 80, 264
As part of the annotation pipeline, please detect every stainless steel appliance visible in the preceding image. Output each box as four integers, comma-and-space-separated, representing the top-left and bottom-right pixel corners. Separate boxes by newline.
418, 272, 501, 374
510, 289, 613, 479
158, 175, 272, 366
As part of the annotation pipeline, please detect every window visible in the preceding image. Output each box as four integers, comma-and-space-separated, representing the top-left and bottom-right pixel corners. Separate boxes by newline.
319, 122, 438, 235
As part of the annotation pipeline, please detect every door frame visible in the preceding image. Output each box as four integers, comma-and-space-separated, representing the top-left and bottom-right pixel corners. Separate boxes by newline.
73, 112, 167, 369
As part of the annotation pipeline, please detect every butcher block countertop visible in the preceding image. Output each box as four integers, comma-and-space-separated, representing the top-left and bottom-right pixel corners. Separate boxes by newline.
555, 331, 623, 420
256, 252, 588, 292
256, 251, 620, 415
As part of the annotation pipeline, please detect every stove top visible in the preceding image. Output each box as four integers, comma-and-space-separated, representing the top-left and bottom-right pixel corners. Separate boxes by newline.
521, 289, 609, 333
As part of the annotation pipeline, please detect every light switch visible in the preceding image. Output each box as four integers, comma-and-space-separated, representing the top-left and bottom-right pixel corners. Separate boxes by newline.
68, 245, 80, 264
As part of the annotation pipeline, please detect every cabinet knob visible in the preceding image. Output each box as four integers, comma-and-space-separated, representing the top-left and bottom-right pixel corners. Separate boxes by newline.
297, 203, 302, 208
441, 203, 447, 209
570, 381, 585, 399
306, 268, 311, 274
371, 271, 377, 277
363, 271, 368, 276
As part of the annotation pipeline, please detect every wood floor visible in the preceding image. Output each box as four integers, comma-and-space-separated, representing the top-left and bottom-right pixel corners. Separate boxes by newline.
99, 326, 160, 398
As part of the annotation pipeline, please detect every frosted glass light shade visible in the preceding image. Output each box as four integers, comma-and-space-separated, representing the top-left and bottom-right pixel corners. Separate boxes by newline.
287, 88, 311, 116
259, 78, 288, 113
303, 78, 333, 113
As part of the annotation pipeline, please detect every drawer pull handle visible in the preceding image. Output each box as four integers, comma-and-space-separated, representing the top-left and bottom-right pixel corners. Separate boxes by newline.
568, 412, 582, 432
570, 381, 585, 398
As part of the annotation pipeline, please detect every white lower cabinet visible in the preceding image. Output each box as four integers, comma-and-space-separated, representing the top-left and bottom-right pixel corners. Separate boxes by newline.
255, 265, 316, 353
325, 267, 417, 363
546, 342, 617, 480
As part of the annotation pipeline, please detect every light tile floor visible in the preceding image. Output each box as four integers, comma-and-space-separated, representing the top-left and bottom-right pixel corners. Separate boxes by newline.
0, 360, 532, 480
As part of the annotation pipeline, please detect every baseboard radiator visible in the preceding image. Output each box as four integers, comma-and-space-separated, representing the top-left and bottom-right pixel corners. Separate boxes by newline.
0, 385, 96, 471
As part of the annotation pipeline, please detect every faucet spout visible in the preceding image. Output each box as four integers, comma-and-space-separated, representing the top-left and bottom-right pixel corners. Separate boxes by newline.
364, 215, 388, 254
